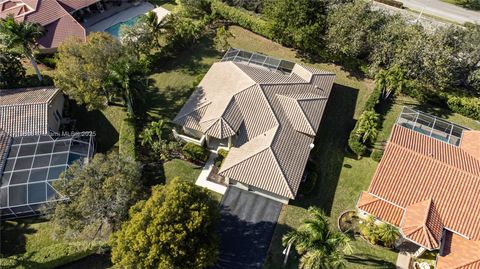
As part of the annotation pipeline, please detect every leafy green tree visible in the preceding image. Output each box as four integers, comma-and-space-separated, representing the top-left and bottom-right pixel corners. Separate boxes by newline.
110, 178, 219, 269
356, 110, 379, 144
264, 0, 327, 53
214, 26, 233, 52
375, 65, 406, 99
121, 11, 167, 56
326, 1, 386, 60
0, 50, 25, 88
283, 207, 352, 269
106, 56, 148, 116
0, 14, 43, 81
162, 15, 204, 54
224, 0, 264, 12
50, 151, 142, 239
176, 0, 211, 18
55, 33, 124, 111
377, 223, 399, 248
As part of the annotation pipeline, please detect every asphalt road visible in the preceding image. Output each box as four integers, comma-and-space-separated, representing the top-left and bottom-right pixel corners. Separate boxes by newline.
397, 0, 480, 24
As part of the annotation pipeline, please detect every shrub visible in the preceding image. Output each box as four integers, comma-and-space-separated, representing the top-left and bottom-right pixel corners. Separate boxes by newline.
371, 149, 384, 162
119, 118, 136, 159
182, 142, 209, 163
211, 0, 273, 39
349, 131, 367, 157
444, 93, 480, 120
374, 0, 403, 8
364, 87, 383, 111
214, 149, 229, 167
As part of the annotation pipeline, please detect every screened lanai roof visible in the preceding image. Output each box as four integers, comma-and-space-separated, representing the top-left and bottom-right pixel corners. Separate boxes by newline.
221, 48, 296, 74
0, 133, 94, 219
396, 106, 469, 146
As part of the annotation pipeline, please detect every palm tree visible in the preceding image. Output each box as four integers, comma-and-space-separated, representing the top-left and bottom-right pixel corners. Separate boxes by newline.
377, 223, 400, 248
107, 57, 147, 116
140, 120, 165, 147
375, 65, 406, 100
283, 207, 352, 269
0, 14, 44, 81
356, 110, 379, 144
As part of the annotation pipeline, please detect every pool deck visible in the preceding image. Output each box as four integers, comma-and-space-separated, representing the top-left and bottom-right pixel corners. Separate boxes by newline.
86, 3, 170, 33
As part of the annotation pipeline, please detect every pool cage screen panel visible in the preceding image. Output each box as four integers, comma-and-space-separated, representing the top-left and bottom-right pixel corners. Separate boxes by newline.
397, 106, 468, 146
221, 48, 296, 74
0, 134, 94, 219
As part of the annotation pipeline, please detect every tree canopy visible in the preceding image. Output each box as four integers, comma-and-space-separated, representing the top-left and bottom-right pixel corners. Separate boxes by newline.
50, 151, 142, 239
0, 51, 25, 89
110, 178, 219, 269
54, 32, 124, 111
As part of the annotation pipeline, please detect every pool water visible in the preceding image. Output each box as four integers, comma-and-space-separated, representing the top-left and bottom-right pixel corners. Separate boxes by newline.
105, 16, 140, 37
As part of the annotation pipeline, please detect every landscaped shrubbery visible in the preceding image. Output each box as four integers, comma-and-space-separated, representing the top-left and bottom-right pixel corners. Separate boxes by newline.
443, 92, 480, 120
214, 149, 229, 168
183, 142, 209, 163
370, 149, 384, 162
359, 216, 400, 248
211, 0, 273, 39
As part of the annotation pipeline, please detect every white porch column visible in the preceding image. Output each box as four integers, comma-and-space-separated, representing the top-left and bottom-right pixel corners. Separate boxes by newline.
205, 134, 210, 147
228, 136, 232, 148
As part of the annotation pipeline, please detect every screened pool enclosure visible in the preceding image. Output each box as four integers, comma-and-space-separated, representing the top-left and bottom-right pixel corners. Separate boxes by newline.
0, 134, 94, 219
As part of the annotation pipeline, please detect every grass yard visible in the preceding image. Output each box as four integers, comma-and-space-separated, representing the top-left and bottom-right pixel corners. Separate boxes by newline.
0, 219, 104, 269
164, 159, 203, 183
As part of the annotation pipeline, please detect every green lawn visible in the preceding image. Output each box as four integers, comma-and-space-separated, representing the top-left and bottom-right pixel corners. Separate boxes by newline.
0, 219, 104, 269
164, 159, 203, 183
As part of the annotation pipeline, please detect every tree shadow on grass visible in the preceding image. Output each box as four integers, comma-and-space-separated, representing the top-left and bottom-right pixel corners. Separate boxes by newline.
345, 253, 397, 268
68, 102, 119, 153
0, 218, 45, 256
290, 83, 359, 216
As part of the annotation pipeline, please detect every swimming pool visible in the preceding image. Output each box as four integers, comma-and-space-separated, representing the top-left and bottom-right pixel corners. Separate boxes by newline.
104, 16, 140, 38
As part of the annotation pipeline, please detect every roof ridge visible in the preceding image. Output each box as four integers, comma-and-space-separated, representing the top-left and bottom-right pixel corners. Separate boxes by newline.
267, 147, 295, 198
276, 94, 316, 135
453, 259, 480, 269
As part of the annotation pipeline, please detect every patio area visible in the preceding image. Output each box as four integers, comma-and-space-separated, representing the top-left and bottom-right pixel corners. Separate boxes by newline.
85, 2, 170, 34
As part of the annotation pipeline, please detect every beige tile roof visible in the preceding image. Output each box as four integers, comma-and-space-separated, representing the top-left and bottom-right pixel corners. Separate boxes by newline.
358, 123, 480, 268
174, 58, 335, 199
0, 86, 60, 136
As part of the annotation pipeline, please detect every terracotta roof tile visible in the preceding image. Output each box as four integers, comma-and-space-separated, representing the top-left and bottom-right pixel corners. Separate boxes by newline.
357, 192, 404, 226
437, 231, 480, 269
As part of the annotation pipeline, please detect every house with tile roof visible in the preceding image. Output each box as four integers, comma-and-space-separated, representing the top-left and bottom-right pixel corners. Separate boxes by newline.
173, 49, 335, 203
356, 107, 480, 269
0, 0, 102, 52
0, 86, 64, 136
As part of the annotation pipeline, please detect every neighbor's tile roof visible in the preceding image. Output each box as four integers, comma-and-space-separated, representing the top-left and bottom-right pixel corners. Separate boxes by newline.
0, 129, 12, 173
358, 123, 480, 268
437, 231, 480, 269
0, 0, 86, 49
0, 86, 59, 136
174, 59, 335, 199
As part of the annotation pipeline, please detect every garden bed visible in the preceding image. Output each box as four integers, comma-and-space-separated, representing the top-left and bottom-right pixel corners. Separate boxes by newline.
338, 210, 361, 235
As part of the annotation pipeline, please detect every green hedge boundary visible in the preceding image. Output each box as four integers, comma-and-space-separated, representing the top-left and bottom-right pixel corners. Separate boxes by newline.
211, 0, 273, 39
119, 118, 136, 159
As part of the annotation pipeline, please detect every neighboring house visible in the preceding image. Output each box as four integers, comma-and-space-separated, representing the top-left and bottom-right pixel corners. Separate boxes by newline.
0, 86, 94, 219
0, 86, 64, 136
357, 107, 480, 269
0, 0, 102, 52
173, 49, 335, 203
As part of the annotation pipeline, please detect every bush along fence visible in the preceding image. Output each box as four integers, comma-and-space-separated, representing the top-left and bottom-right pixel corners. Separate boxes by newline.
348, 86, 383, 157
119, 118, 136, 160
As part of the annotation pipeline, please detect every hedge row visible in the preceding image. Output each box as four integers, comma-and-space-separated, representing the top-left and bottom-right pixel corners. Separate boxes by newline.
444, 92, 480, 121
374, 0, 403, 8
211, 0, 273, 39
119, 118, 136, 159
182, 142, 209, 163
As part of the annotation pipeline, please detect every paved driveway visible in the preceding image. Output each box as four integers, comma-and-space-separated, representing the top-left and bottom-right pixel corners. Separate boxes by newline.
212, 187, 283, 269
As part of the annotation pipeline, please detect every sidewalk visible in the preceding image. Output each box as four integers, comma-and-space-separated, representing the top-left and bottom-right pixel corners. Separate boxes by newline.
396, 252, 412, 269
195, 153, 227, 195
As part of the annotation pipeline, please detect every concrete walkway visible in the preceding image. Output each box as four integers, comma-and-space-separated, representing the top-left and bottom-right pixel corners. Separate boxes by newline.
195, 153, 227, 195
398, 0, 480, 24
396, 252, 412, 269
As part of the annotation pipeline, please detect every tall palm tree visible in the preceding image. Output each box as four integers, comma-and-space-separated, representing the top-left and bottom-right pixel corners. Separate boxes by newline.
107, 57, 147, 116
283, 207, 352, 269
375, 65, 406, 100
356, 110, 379, 144
0, 14, 44, 81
